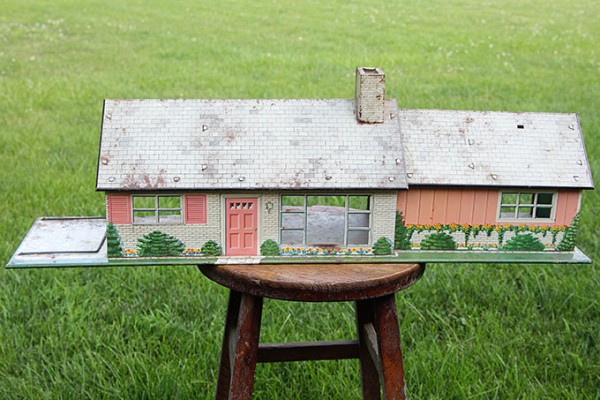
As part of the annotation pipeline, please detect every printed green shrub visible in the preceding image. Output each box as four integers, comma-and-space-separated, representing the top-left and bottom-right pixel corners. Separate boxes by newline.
137, 231, 185, 257
420, 232, 456, 250
557, 213, 579, 251
201, 240, 222, 256
373, 237, 393, 255
501, 233, 545, 251
106, 223, 123, 258
394, 211, 412, 250
260, 239, 281, 256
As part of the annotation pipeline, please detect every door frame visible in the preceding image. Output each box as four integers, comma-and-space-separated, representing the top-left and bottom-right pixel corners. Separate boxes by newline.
223, 196, 260, 256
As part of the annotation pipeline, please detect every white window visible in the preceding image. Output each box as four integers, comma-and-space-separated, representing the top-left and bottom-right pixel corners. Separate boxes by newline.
280, 195, 371, 246
132, 195, 182, 224
498, 192, 555, 221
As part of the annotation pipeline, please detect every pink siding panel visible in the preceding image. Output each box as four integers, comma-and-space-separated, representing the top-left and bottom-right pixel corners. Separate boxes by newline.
431, 189, 448, 224
396, 191, 408, 217
107, 194, 131, 224
445, 189, 462, 222
485, 190, 499, 224
459, 190, 475, 224
471, 190, 489, 224
555, 190, 581, 225
399, 187, 498, 225
400, 187, 582, 227
418, 189, 435, 224
185, 194, 207, 224
405, 190, 421, 225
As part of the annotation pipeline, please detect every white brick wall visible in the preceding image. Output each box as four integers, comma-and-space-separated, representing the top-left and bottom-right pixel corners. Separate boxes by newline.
260, 193, 280, 243
115, 193, 221, 250
112, 190, 398, 252
371, 192, 397, 243
355, 67, 385, 123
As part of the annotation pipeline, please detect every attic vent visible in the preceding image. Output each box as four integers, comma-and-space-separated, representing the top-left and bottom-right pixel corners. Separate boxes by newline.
517, 124, 525, 129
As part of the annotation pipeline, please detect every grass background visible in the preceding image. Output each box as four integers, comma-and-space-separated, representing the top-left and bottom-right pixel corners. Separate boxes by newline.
1, 0, 599, 398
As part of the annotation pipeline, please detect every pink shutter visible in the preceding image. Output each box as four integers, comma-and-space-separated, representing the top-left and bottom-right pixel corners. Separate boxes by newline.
185, 195, 207, 224
107, 194, 131, 224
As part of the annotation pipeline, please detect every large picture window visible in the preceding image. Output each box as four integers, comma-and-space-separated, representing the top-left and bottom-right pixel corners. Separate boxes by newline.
498, 191, 555, 221
132, 195, 182, 224
280, 195, 371, 246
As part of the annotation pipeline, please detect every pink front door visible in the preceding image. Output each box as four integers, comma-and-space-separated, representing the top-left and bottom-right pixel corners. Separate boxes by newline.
225, 198, 258, 256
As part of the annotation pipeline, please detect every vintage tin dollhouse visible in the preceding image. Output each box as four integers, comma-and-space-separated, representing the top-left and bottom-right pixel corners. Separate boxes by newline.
7, 67, 593, 267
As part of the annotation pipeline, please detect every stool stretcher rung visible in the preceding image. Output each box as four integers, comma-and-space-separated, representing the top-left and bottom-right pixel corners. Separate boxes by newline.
257, 340, 360, 363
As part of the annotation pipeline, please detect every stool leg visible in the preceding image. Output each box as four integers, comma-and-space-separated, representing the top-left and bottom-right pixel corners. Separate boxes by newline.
215, 290, 263, 400
373, 294, 406, 400
356, 299, 382, 400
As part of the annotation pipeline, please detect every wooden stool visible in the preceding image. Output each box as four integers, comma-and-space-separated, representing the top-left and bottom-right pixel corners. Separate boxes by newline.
198, 263, 425, 400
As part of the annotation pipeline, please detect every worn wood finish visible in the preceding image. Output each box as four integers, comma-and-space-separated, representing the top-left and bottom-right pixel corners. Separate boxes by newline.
257, 340, 359, 363
200, 263, 424, 400
374, 294, 406, 399
356, 299, 383, 399
198, 263, 424, 302
215, 291, 263, 400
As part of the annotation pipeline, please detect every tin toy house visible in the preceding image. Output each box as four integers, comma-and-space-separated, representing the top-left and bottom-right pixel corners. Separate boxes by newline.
8, 67, 593, 267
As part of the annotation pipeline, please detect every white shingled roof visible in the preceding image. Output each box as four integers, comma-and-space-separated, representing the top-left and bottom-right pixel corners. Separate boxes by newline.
400, 109, 593, 188
96, 99, 407, 190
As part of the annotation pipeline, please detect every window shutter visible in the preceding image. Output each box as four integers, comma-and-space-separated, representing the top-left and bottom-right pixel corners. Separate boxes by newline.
185, 195, 207, 224
107, 194, 131, 224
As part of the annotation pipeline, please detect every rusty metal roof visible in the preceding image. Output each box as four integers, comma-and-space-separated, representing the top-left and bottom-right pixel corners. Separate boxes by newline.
400, 109, 593, 188
96, 99, 407, 190
97, 101, 593, 191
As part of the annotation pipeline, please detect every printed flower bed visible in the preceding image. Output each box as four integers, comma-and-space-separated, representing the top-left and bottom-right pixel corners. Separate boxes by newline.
183, 248, 203, 256
280, 247, 373, 256
122, 248, 205, 257
404, 223, 569, 251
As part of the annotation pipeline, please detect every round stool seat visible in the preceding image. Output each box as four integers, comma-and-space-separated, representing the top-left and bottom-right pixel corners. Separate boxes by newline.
199, 263, 424, 302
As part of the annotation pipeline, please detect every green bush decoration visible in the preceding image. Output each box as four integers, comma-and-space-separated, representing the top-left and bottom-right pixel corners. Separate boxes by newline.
394, 211, 412, 250
201, 240, 222, 256
137, 231, 185, 257
501, 234, 545, 251
106, 222, 123, 257
260, 239, 281, 256
420, 232, 456, 250
557, 213, 579, 251
373, 237, 393, 255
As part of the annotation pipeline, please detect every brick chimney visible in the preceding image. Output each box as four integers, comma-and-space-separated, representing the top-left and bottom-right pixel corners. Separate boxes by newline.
354, 67, 385, 123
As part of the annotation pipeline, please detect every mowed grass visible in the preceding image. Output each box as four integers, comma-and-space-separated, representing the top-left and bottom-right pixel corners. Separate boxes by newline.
1, 0, 599, 398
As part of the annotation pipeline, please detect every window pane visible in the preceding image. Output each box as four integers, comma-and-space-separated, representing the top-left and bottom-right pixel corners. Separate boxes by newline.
347, 230, 369, 246
519, 193, 534, 205
133, 211, 156, 224
349, 196, 369, 210
500, 206, 516, 218
282, 196, 304, 207
501, 193, 517, 205
535, 207, 552, 219
159, 196, 180, 209
282, 213, 304, 229
348, 213, 369, 228
537, 193, 553, 205
134, 196, 155, 209
306, 203, 344, 245
158, 210, 181, 223
517, 207, 533, 218
307, 195, 345, 207
281, 230, 304, 245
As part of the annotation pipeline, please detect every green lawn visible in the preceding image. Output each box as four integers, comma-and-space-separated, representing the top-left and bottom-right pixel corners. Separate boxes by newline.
1, 0, 599, 398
